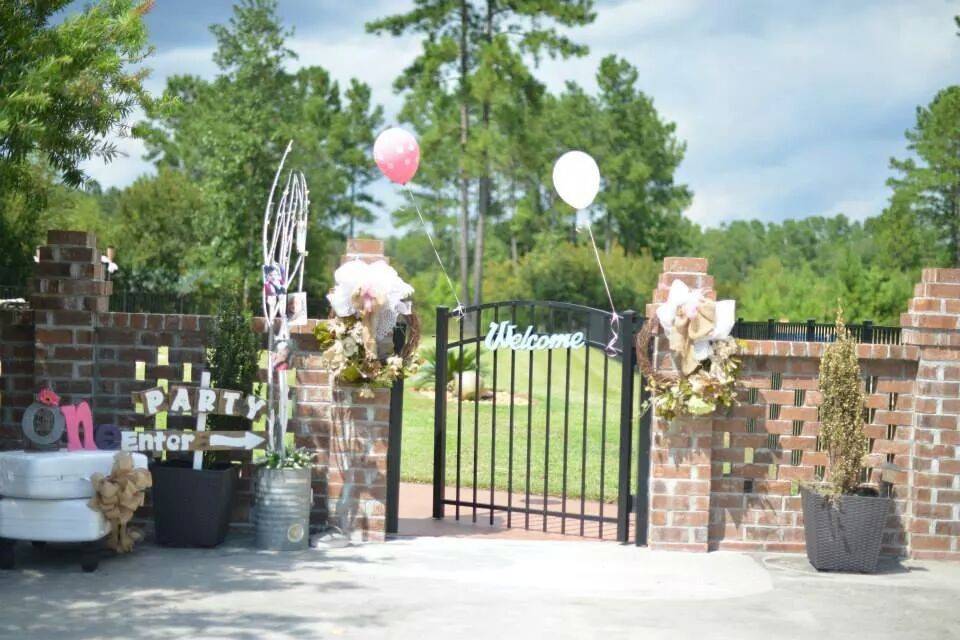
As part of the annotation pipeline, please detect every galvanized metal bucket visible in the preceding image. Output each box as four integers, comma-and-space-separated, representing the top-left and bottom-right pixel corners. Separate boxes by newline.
253, 467, 312, 551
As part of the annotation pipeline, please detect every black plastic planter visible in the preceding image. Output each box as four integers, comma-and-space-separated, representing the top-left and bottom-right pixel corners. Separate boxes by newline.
801, 486, 890, 573
151, 461, 238, 548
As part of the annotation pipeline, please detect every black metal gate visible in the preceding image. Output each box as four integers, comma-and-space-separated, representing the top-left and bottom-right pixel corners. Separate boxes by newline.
431, 301, 650, 544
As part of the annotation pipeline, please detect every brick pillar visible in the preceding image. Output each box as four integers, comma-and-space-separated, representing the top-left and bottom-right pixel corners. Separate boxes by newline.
645, 257, 716, 551
298, 239, 393, 541
31, 230, 111, 404
902, 267, 960, 560
326, 386, 391, 542
291, 324, 332, 530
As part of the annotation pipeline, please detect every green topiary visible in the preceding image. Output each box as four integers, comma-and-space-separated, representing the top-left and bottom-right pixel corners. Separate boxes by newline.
206, 295, 261, 430
817, 305, 868, 495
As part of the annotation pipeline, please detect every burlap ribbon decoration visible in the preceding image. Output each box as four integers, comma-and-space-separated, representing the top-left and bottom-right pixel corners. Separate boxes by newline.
88, 452, 152, 553
351, 286, 386, 360
668, 299, 717, 375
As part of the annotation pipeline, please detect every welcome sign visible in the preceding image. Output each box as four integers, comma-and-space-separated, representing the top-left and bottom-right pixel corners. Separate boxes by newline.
483, 321, 586, 351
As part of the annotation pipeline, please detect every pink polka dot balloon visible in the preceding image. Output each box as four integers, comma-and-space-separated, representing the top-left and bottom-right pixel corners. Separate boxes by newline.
373, 127, 420, 185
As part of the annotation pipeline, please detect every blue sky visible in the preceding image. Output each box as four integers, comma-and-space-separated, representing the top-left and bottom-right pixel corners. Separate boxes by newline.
80, 0, 960, 232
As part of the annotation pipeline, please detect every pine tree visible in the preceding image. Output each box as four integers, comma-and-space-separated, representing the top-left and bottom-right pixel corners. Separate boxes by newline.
367, 1, 595, 306
817, 306, 868, 495
887, 86, 960, 267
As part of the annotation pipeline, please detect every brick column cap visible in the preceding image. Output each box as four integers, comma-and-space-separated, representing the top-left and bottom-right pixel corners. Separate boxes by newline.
663, 257, 709, 274
921, 268, 960, 284
341, 237, 387, 265
46, 230, 97, 249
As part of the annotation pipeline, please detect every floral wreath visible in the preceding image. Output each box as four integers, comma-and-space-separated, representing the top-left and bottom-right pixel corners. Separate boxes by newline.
314, 260, 421, 397
637, 280, 742, 421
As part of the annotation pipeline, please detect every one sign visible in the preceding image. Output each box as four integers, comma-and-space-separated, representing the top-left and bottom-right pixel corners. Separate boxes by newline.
119, 429, 265, 453
20, 388, 99, 453
483, 321, 586, 352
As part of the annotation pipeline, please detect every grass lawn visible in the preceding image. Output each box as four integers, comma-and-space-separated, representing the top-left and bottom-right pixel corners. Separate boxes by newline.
400, 341, 642, 503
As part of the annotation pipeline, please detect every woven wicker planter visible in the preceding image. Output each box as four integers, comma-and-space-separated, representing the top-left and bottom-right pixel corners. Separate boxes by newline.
801, 486, 889, 573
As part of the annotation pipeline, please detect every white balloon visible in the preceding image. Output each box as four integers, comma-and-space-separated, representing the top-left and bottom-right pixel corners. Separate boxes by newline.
552, 150, 600, 210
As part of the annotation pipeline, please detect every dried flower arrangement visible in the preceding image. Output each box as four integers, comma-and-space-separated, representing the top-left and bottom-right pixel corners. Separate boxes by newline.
637, 280, 742, 421
314, 260, 421, 397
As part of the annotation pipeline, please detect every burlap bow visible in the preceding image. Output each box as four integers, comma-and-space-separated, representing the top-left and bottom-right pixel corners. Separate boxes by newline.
668, 298, 716, 375
351, 285, 386, 359
88, 452, 152, 553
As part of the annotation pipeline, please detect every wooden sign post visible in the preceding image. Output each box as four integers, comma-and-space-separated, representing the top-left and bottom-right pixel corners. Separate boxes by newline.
123, 374, 269, 458
193, 372, 210, 470
119, 430, 265, 453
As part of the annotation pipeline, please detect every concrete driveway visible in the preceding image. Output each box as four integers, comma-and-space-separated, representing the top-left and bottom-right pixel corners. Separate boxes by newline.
0, 534, 957, 639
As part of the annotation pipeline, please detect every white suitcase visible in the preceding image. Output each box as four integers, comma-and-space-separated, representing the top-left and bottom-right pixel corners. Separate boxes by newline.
0, 497, 109, 542
0, 450, 149, 499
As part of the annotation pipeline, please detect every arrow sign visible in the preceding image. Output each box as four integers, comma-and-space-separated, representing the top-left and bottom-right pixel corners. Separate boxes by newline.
120, 430, 267, 453
210, 432, 265, 450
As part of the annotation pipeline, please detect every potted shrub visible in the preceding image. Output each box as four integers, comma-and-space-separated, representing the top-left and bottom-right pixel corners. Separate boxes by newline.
253, 447, 314, 550
801, 308, 890, 573
152, 296, 260, 547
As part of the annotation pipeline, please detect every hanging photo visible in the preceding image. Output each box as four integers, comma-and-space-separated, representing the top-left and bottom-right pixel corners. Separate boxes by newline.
286, 292, 307, 327
271, 339, 293, 372
263, 263, 287, 322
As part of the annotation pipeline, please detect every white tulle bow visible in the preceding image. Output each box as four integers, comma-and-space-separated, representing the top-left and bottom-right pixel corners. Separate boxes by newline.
327, 259, 414, 339
655, 279, 735, 364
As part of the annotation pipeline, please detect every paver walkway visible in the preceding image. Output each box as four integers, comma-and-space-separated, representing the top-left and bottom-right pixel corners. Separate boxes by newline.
399, 482, 635, 541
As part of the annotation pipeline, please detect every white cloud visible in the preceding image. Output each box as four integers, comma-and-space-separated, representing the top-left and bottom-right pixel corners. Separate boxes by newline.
536, 0, 960, 226
288, 32, 419, 121
81, 132, 153, 190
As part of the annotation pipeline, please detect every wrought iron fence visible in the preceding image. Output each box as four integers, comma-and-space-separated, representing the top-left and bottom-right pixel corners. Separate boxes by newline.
731, 318, 901, 345
0, 285, 28, 300
111, 289, 327, 318
0, 282, 903, 344
109, 289, 212, 315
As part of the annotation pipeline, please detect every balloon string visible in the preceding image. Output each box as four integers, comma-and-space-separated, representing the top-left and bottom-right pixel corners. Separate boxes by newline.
403, 184, 465, 317
582, 222, 621, 356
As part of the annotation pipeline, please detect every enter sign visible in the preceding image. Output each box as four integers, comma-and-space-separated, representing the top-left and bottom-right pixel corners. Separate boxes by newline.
120, 430, 266, 453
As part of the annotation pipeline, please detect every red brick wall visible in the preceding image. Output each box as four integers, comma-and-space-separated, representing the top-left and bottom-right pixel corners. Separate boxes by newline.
0, 231, 395, 540
0, 310, 34, 449
712, 342, 916, 555
901, 268, 960, 560
94, 312, 211, 429
647, 257, 960, 560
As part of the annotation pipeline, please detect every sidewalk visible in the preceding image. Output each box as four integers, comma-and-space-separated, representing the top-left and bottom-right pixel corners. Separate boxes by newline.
0, 533, 957, 639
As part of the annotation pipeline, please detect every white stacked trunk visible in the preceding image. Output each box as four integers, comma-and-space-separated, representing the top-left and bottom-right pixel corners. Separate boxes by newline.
0, 450, 147, 542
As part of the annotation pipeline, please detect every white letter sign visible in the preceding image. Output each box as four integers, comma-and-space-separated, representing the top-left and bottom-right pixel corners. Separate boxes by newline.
483, 321, 586, 352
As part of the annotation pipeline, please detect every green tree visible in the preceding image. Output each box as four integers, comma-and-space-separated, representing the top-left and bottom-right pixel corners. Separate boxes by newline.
887, 86, 960, 266
138, 0, 382, 301
108, 168, 212, 292
594, 55, 692, 258
207, 295, 260, 434
327, 81, 384, 237
368, 1, 595, 306
0, 0, 155, 283
485, 238, 659, 313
